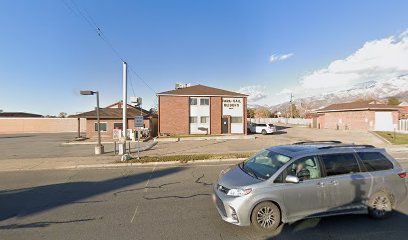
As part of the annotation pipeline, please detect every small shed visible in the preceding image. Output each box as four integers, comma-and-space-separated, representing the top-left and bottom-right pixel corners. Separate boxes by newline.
315, 101, 400, 131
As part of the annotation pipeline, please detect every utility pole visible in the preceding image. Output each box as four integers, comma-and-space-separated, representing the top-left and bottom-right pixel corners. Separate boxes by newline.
119, 61, 128, 155
123, 61, 128, 138
289, 93, 293, 118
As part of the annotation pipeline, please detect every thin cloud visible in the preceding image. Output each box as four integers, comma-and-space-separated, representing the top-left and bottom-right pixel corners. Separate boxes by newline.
276, 88, 292, 95
238, 85, 268, 102
269, 53, 294, 63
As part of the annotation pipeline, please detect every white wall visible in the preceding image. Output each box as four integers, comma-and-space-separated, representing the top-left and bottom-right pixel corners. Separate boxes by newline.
190, 97, 210, 134
248, 118, 312, 125
222, 98, 244, 134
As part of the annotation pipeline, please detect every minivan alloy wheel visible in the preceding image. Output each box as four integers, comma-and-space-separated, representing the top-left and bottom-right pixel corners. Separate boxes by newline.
251, 202, 281, 232
372, 195, 392, 216
257, 207, 275, 228
368, 191, 393, 219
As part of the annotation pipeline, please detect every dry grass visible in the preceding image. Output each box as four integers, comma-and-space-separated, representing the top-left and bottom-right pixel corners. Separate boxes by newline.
127, 152, 255, 163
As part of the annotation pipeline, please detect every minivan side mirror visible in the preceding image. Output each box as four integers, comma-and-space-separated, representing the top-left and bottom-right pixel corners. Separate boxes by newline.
285, 175, 299, 183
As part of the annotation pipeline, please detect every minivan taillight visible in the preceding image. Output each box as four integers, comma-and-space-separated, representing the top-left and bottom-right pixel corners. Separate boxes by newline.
398, 172, 407, 178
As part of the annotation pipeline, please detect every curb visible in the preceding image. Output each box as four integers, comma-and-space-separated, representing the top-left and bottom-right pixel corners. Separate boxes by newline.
64, 157, 246, 169
154, 135, 256, 142
0, 158, 246, 172
369, 131, 392, 145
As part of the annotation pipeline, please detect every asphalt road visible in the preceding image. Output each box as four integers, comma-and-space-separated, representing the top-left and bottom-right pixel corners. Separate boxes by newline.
1, 162, 408, 240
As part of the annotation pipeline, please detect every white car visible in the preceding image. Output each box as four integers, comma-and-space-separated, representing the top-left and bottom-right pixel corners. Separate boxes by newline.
247, 123, 277, 135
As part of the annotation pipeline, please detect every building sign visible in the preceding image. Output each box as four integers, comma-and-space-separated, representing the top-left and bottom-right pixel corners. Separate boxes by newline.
222, 98, 243, 116
223, 98, 242, 109
134, 116, 144, 128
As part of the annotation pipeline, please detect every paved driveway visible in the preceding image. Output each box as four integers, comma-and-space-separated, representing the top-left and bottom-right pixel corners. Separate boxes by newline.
0, 126, 406, 161
1, 162, 408, 240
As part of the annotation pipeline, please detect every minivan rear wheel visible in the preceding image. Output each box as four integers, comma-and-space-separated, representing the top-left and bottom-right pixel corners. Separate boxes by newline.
251, 202, 281, 232
368, 191, 393, 219
261, 129, 267, 135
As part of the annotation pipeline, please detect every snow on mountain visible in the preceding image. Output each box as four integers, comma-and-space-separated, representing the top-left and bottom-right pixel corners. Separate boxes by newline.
270, 75, 408, 112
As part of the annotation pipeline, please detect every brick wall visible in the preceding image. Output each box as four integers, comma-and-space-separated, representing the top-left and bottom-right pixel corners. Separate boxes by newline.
317, 110, 399, 131
210, 97, 222, 134
317, 111, 374, 130
158, 96, 189, 135
243, 97, 248, 134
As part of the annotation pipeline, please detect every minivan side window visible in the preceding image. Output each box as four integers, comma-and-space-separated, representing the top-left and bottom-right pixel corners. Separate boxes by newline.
357, 152, 393, 172
321, 153, 360, 176
286, 156, 321, 181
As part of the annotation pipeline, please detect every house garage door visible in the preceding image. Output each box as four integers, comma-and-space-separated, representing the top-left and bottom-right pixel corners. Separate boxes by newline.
375, 112, 394, 131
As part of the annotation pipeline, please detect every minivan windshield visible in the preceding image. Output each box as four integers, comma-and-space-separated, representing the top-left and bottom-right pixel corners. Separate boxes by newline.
239, 150, 291, 180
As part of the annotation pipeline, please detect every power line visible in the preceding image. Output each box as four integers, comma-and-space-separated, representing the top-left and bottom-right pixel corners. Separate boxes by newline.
128, 66, 157, 94
61, 0, 157, 95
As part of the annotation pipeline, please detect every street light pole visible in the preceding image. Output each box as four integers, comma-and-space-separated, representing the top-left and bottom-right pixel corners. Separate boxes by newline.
95, 91, 102, 149
80, 90, 104, 155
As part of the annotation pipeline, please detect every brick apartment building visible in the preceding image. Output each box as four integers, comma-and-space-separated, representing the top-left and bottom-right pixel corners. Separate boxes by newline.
157, 85, 248, 136
316, 101, 400, 131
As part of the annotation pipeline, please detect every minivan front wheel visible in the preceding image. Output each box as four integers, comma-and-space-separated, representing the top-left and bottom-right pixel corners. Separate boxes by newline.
251, 202, 281, 232
368, 191, 393, 219
261, 129, 267, 135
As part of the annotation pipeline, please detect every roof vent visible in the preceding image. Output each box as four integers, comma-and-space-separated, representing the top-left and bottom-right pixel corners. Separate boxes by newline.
175, 82, 191, 89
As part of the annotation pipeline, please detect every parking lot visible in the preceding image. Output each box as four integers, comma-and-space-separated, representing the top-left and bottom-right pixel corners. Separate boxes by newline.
1, 125, 405, 161
1, 163, 408, 240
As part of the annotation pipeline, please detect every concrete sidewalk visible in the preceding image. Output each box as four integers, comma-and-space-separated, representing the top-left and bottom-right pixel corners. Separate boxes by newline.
0, 156, 118, 172
1, 151, 407, 172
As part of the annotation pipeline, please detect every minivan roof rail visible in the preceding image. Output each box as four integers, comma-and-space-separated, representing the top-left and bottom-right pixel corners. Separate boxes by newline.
318, 144, 375, 149
294, 140, 343, 145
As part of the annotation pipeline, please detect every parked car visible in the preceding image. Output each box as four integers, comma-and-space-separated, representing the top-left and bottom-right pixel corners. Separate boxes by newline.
213, 141, 408, 232
247, 123, 277, 135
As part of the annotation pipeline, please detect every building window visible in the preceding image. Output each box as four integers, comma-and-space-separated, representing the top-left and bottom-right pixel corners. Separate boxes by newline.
189, 117, 198, 123
231, 117, 242, 123
200, 116, 209, 123
113, 123, 123, 130
190, 98, 197, 105
200, 98, 209, 105
94, 122, 107, 132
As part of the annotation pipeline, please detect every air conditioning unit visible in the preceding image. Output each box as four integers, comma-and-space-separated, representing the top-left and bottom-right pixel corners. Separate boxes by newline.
175, 82, 191, 89
130, 97, 142, 106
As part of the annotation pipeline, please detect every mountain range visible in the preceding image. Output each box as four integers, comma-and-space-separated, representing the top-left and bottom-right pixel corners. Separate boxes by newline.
267, 75, 408, 113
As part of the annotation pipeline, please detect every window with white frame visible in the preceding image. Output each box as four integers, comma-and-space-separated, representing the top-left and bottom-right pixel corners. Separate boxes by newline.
231, 117, 242, 123
113, 122, 123, 130
94, 122, 108, 132
189, 116, 198, 123
200, 116, 209, 123
200, 98, 209, 105
190, 98, 197, 105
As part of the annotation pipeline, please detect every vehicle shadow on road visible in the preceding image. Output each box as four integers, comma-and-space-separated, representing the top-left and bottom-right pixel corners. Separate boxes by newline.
0, 167, 184, 224
260, 173, 408, 240
262, 209, 408, 240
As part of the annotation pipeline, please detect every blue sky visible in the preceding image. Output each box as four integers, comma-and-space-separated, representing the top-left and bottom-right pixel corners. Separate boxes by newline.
1, 0, 408, 115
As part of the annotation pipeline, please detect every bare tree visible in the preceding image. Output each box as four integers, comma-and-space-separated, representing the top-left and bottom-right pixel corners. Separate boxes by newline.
58, 112, 68, 118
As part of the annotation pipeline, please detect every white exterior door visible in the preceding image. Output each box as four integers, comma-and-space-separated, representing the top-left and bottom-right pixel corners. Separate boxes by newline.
375, 112, 394, 131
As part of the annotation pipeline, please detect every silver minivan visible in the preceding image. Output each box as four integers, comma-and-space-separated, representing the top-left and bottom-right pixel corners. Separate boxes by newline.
213, 141, 408, 232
